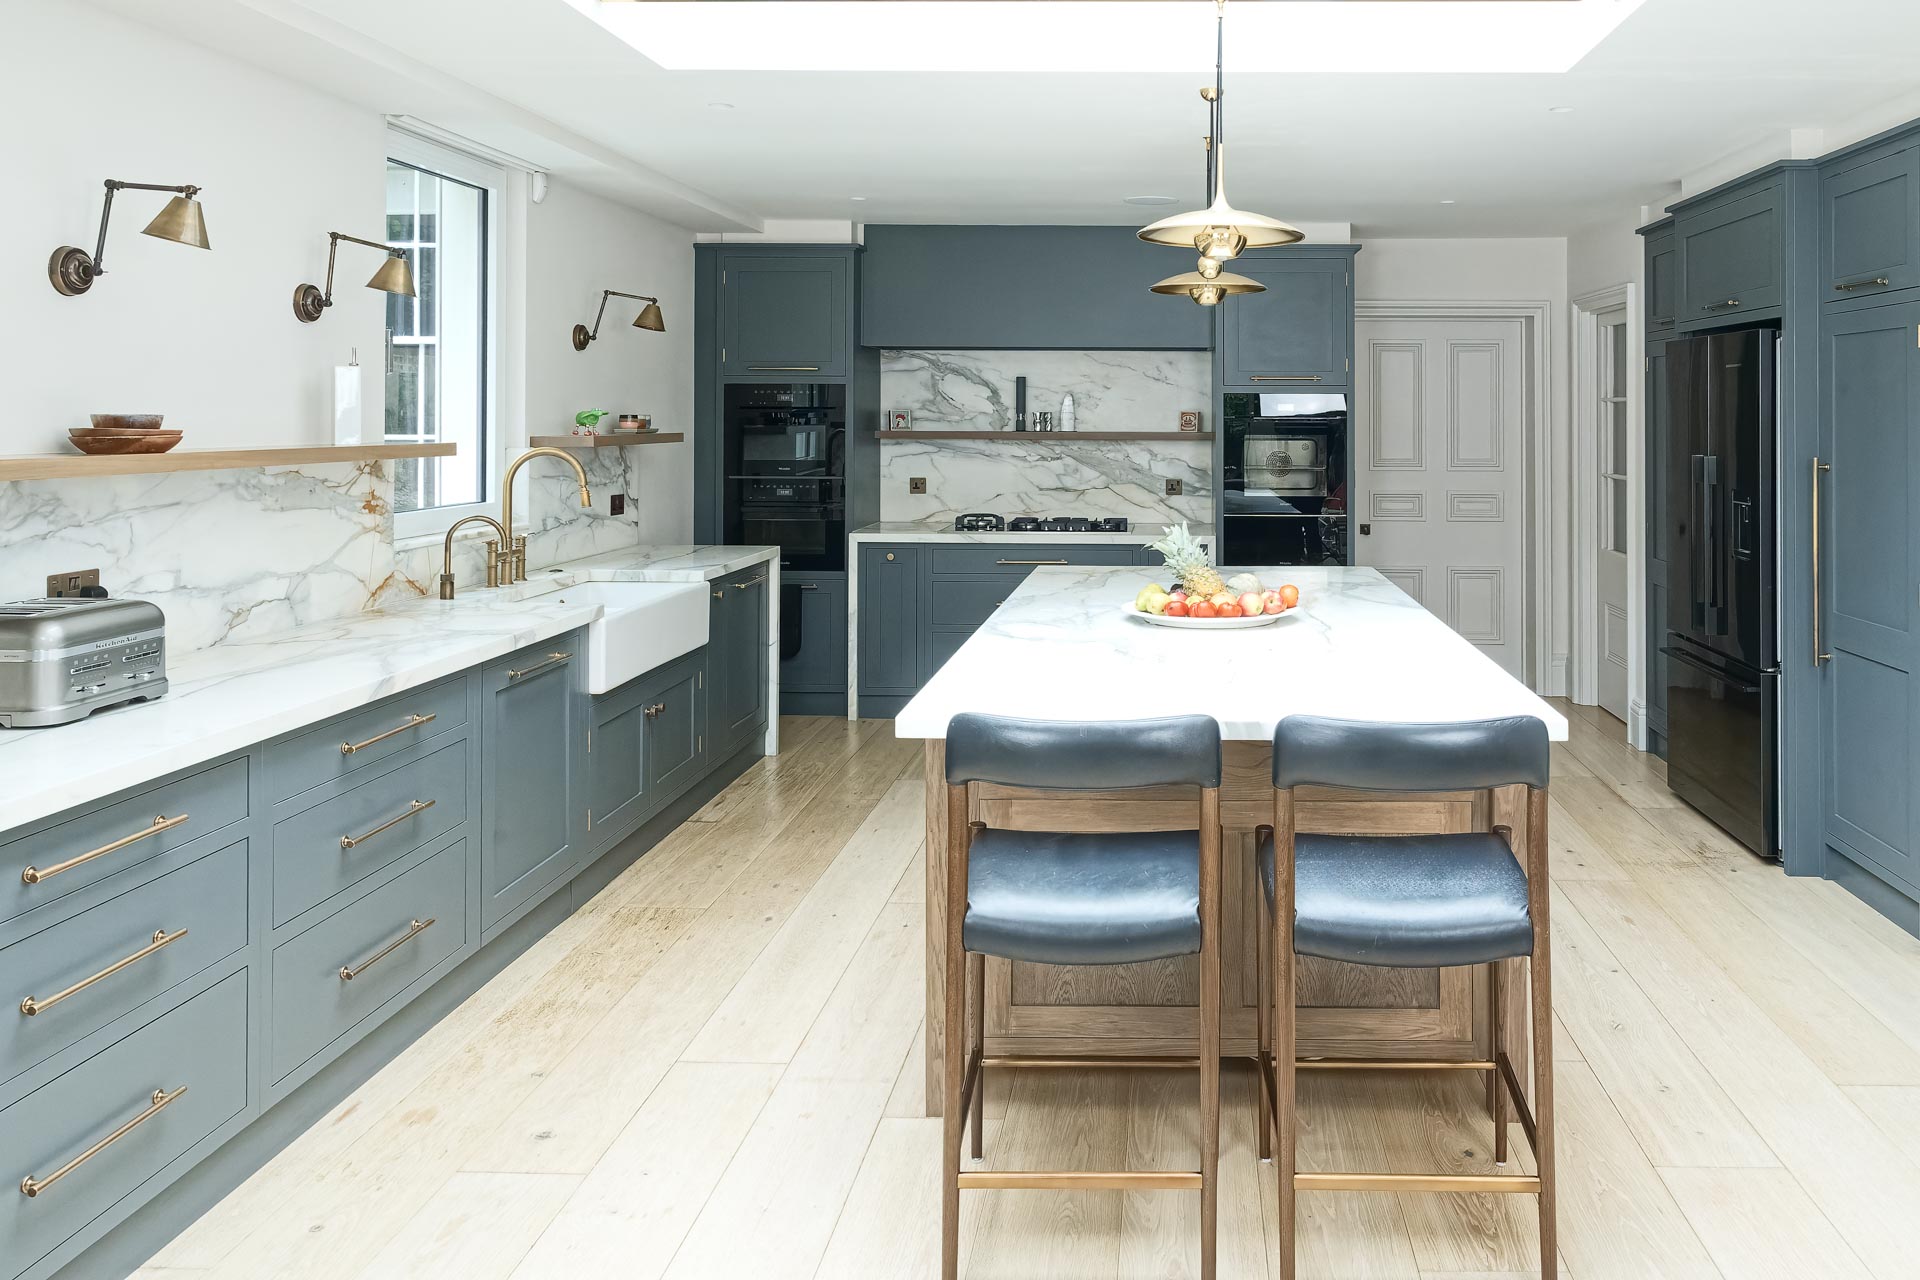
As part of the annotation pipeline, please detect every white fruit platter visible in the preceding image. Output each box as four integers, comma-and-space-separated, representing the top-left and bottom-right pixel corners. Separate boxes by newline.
1122, 603, 1306, 630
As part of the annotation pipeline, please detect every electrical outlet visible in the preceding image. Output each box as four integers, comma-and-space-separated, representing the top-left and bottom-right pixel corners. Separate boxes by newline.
609, 493, 627, 516
46, 569, 101, 598
909, 477, 927, 494
1164, 479, 1183, 496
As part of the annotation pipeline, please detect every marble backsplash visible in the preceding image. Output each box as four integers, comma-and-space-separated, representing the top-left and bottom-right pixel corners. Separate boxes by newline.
0, 447, 646, 655
879, 349, 1213, 525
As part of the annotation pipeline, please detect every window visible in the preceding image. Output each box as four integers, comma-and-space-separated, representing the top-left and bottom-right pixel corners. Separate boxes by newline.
1599, 315, 1629, 555
384, 138, 498, 530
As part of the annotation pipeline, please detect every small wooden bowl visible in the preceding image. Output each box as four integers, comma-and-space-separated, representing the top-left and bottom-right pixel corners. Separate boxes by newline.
89, 414, 166, 431
69, 430, 183, 455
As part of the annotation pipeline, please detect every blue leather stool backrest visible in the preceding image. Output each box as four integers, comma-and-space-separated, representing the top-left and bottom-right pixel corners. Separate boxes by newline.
946, 714, 1222, 790
1272, 716, 1549, 792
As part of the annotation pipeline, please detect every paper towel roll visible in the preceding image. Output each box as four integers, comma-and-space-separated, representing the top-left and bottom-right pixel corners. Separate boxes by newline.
333, 361, 363, 446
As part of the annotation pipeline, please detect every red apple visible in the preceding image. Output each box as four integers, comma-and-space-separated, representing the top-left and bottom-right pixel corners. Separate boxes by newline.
1238, 592, 1264, 616
1264, 596, 1286, 615
1164, 599, 1189, 617
1189, 601, 1218, 618
1217, 600, 1243, 618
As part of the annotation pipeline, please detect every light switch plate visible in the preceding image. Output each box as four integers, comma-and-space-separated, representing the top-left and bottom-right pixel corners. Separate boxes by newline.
46, 568, 101, 598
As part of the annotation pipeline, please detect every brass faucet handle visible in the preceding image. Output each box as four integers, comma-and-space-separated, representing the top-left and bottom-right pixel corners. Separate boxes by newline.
484, 540, 501, 588
511, 536, 529, 583
438, 572, 455, 601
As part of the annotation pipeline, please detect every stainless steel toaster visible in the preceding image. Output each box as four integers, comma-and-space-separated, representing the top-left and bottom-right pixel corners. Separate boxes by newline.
0, 598, 168, 728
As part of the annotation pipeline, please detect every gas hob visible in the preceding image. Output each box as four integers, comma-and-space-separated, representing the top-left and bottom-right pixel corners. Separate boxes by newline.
951, 514, 1130, 534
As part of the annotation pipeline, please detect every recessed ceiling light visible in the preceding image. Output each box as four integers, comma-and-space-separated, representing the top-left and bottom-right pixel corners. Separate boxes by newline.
850, 196, 868, 202
1125, 195, 1179, 207
1440, 199, 1457, 205
1548, 105, 1575, 114
708, 101, 735, 111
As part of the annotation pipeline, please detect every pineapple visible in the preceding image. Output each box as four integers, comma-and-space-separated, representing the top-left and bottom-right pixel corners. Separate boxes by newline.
1149, 523, 1225, 599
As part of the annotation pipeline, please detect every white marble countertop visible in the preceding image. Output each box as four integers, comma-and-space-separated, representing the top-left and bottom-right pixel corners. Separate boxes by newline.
851, 520, 1214, 545
0, 544, 778, 832
893, 565, 1568, 742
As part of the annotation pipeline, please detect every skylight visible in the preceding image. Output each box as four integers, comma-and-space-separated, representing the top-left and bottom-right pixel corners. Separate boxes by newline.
585, 0, 1648, 74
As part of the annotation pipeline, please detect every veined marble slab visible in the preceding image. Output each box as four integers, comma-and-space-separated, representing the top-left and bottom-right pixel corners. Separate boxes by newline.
0, 545, 779, 833
881, 349, 1208, 434
893, 565, 1567, 742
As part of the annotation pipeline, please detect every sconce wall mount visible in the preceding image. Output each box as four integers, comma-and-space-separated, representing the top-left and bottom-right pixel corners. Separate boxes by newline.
573, 289, 665, 351
49, 179, 210, 297
294, 232, 416, 323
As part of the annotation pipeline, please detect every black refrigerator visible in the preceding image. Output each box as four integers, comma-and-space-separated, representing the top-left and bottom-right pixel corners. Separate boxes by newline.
1664, 326, 1779, 858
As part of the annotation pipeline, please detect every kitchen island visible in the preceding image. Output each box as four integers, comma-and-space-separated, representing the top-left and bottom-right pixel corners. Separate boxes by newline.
897, 564, 1566, 1114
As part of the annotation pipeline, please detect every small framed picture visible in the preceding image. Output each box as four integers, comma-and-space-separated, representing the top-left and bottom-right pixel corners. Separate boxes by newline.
888, 409, 912, 432
1179, 410, 1203, 432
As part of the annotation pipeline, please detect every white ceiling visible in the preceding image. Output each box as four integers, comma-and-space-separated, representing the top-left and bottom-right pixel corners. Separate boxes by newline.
100, 0, 1920, 237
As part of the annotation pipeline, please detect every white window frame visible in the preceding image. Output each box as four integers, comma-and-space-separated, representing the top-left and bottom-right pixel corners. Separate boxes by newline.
386, 130, 509, 543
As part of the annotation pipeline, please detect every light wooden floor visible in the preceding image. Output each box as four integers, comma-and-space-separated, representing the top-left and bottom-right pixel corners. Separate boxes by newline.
131, 705, 1920, 1280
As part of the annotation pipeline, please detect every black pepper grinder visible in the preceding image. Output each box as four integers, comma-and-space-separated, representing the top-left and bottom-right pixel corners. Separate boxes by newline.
1014, 376, 1027, 432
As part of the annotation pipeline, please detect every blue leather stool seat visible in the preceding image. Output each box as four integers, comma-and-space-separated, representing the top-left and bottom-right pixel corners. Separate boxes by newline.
964, 828, 1202, 966
1258, 831, 1532, 968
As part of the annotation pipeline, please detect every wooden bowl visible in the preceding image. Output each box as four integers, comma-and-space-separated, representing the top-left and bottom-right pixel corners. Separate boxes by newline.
68, 430, 183, 455
89, 414, 166, 431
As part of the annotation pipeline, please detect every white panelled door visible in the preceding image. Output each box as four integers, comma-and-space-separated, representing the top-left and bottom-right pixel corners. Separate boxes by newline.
1596, 313, 1632, 721
1354, 317, 1529, 680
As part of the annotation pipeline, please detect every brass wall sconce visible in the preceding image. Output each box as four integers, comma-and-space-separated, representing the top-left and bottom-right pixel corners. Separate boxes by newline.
293, 232, 417, 322
49, 179, 210, 296
573, 289, 665, 351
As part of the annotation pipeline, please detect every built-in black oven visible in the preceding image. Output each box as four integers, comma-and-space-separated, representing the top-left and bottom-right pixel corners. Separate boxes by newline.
723, 383, 847, 572
1220, 391, 1350, 566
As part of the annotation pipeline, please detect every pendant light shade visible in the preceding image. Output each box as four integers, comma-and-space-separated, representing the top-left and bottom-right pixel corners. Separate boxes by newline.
633, 299, 666, 332
1137, 147, 1303, 256
1150, 262, 1266, 307
364, 252, 416, 297
140, 193, 210, 250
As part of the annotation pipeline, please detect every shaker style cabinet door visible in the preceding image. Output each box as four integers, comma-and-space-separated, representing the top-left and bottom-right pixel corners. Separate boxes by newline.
1677, 186, 1782, 325
1219, 255, 1352, 387
1645, 227, 1679, 333
479, 640, 581, 931
1819, 299, 1920, 894
1823, 147, 1920, 300
713, 571, 769, 757
858, 545, 924, 694
719, 254, 849, 378
779, 575, 848, 694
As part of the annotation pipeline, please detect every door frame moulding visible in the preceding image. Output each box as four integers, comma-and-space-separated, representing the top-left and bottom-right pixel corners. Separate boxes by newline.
1569, 283, 1644, 745
1355, 299, 1561, 696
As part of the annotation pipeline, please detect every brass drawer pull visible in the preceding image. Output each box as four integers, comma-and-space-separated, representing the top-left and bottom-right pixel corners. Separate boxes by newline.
340, 713, 436, 756
339, 917, 436, 982
21, 928, 189, 1017
643, 703, 667, 719
797, 583, 820, 591
20, 1086, 188, 1198
730, 576, 766, 589
995, 559, 1068, 566
1835, 276, 1891, 292
21, 814, 191, 886
1702, 298, 1743, 311
340, 799, 435, 850
746, 365, 819, 372
506, 651, 571, 683
1249, 374, 1323, 382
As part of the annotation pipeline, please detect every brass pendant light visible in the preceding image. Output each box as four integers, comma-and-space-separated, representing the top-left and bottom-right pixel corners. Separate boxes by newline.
1143, 0, 1300, 304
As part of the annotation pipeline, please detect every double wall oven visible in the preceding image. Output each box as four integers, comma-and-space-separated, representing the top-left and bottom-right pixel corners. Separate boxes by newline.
722, 383, 847, 572
1220, 392, 1350, 566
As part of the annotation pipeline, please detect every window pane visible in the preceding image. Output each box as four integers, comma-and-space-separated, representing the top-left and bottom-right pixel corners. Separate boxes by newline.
1609, 321, 1628, 398
1611, 400, 1628, 475
384, 156, 487, 517
1607, 477, 1627, 554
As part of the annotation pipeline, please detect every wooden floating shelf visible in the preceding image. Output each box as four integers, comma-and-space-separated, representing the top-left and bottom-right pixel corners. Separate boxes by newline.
528, 433, 684, 449
0, 442, 456, 483
875, 430, 1213, 442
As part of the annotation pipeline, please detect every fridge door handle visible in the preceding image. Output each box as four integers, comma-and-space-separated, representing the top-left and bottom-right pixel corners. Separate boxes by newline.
1689, 454, 1708, 630
1813, 457, 1831, 665
1659, 645, 1765, 695
1701, 453, 1723, 624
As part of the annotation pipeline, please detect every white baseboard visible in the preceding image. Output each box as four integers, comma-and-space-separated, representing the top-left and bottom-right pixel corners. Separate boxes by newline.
1542, 654, 1570, 698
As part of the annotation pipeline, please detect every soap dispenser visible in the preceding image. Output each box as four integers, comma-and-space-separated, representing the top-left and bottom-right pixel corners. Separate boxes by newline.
1059, 391, 1076, 433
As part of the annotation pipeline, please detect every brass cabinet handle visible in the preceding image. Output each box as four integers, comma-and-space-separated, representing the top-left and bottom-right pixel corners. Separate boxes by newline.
1814, 457, 1831, 665
884, 553, 895, 561
730, 576, 766, 589
21, 928, 189, 1017
1835, 276, 1891, 292
643, 703, 667, 719
746, 365, 819, 372
340, 712, 436, 756
1249, 374, 1322, 382
506, 651, 571, 683
1650, 316, 1675, 326
21, 814, 191, 886
712, 589, 724, 598
995, 559, 1068, 566
797, 583, 820, 591
339, 917, 435, 982
1702, 298, 1743, 311
339, 799, 435, 850
20, 1086, 188, 1198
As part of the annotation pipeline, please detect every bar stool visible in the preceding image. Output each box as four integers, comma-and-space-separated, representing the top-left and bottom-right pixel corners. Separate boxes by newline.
1254, 715, 1554, 1280
940, 713, 1224, 1280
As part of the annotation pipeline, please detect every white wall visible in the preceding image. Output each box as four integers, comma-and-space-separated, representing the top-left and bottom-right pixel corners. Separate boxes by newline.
1353, 237, 1573, 694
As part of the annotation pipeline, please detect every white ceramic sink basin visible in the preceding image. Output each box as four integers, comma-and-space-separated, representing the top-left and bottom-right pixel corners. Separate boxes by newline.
549, 581, 709, 695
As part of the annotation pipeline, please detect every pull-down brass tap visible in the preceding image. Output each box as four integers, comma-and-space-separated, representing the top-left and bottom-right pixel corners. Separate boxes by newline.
499, 447, 592, 584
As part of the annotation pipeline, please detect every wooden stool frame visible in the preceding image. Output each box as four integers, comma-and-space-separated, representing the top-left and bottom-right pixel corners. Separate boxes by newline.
940, 785, 1225, 1280
1254, 787, 1556, 1280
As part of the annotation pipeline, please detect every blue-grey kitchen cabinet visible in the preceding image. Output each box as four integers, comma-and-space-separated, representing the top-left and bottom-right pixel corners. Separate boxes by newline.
779, 572, 848, 711
478, 639, 584, 935
1676, 179, 1784, 327
1822, 143, 1920, 300
1645, 221, 1678, 334
1644, 334, 1674, 753
718, 251, 850, 378
1817, 296, 1920, 900
588, 674, 659, 852
859, 544, 925, 701
710, 569, 769, 760
1218, 249, 1357, 388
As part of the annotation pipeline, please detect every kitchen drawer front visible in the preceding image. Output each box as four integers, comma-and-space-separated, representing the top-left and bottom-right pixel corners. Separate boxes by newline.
269, 838, 469, 1084
927, 574, 1027, 628
2, 970, 246, 1280
263, 674, 468, 804
3, 839, 247, 1087
1, 759, 248, 930
928, 628, 974, 675
928, 545, 1137, 576
270, 739, 468, 927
